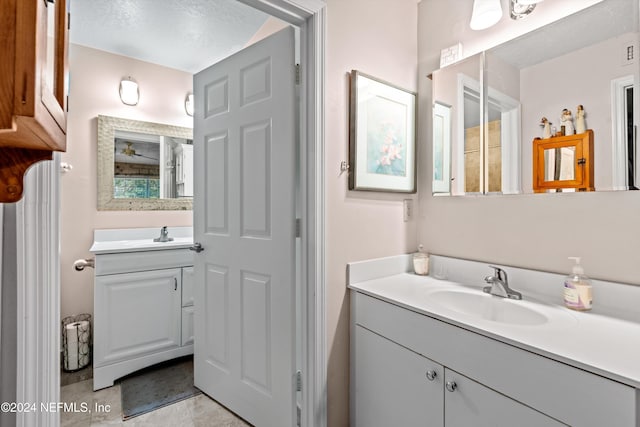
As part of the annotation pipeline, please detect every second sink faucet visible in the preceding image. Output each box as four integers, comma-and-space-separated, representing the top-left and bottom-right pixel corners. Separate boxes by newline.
483, 266, 522, 300
153, 226, 174, 242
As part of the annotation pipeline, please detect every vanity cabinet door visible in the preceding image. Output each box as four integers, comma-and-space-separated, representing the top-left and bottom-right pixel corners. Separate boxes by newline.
181, 306, 195, 346
182, 266, 194, 307
444, 368, 563, 427
353, 325, 444, 427
94, 268, 182, 367
181, 267, 195, 346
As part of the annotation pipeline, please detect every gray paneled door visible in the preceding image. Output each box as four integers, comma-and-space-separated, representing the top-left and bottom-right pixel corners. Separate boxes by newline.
192, 27, 296, 427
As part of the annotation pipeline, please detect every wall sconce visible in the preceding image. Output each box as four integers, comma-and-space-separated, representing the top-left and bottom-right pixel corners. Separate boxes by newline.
119, 77, 139, 106
185, 93, 194, 116
510, 0, 543, 20
470, 0, 503, 30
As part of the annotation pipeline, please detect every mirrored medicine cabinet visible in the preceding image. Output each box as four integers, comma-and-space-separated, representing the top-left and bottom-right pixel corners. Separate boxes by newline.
432, 0, 639, 196
97, 115, 194, 211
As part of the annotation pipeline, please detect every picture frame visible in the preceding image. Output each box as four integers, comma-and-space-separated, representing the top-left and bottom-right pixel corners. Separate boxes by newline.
349, 70, 417, 193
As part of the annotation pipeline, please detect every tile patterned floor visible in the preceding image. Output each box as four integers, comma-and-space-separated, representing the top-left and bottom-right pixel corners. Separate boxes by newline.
60, 380, 250, 427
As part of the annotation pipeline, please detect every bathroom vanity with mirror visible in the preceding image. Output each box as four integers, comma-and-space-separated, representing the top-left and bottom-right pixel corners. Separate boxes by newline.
97, 115, 194, 211
90, 227, 194, 390
431, 0, 639, 195
349, 255, 640, 427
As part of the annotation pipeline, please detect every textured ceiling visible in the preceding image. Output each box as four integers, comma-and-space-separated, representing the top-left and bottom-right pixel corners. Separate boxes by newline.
490, 0, 638, 69
70, 0, 270, 74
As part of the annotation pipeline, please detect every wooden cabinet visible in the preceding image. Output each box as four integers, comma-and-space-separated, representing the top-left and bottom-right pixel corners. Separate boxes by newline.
93, 249, 195, 390
533, 130, 594, 193
0, 0, 69, 202
351, 291, 638, 427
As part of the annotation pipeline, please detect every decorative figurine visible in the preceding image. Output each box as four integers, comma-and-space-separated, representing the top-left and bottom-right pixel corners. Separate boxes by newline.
575, 105, 586, 134
561, 109, 575, 135
540, 117, 552, 139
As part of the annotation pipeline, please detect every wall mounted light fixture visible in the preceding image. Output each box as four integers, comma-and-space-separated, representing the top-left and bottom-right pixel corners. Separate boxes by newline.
510, 0, 543, 20
119, 77, 139, 106
470, 0, 503, 30
185, 93, 194, 116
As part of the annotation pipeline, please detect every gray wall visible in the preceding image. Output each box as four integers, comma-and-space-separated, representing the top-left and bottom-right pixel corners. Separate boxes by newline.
0, 204, 17, 427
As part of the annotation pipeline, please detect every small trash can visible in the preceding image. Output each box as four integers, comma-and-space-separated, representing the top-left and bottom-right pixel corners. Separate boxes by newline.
62, 314, 92, 371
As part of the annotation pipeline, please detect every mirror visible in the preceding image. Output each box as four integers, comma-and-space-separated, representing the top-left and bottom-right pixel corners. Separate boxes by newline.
97, 115, 193, 210
432, 53, 482, 194
433, 0, 639, 195
545, 147, 576, 182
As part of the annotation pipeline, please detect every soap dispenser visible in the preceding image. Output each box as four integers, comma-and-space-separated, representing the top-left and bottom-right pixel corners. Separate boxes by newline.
564, 257, 592, 311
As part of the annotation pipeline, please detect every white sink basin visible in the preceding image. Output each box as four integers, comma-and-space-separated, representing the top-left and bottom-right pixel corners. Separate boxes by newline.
428, 289, 553, 326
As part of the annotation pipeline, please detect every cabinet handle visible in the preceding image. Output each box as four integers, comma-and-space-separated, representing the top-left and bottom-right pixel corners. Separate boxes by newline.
174, 278, 178, 291
426, 370, 437, 381
445, 380, 457, 392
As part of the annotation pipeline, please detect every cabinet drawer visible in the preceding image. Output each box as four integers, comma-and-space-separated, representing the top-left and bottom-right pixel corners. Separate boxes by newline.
182, 306, 195, 346
354, 292, 637, 427
95, 249, 193, 276
182, 267, 194, 306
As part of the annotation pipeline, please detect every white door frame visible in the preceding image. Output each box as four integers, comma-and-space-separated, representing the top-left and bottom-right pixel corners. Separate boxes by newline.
235, 1, 326, 427
611, 75, 634, 190
15, 154, 61, 427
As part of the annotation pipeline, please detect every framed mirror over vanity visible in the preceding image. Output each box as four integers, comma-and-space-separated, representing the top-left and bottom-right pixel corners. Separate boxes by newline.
431, 0, 639, 196
97, 115, 194, 210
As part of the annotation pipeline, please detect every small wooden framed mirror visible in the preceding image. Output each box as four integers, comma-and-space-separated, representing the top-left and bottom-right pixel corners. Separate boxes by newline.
533, 130, 594, 193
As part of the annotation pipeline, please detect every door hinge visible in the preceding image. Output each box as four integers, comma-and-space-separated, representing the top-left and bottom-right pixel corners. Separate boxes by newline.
296, 369, 302, 391
296, 405, 301, 426
295, 64, 301, 85
295, 219, 301, 238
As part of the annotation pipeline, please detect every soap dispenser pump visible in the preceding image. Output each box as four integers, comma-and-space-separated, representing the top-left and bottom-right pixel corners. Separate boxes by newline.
564, 257, 592, 311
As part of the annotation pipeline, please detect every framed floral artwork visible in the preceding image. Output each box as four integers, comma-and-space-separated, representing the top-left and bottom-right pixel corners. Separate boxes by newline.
349, 70, 417, 192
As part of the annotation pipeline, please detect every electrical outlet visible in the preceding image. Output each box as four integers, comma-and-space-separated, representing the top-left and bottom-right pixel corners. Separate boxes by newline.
622, 42, 637, 66
403, 199, 412, 222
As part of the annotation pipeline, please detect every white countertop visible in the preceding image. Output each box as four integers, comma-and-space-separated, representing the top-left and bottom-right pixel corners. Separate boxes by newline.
349, 257, 640, 389
89, 227, 193, 254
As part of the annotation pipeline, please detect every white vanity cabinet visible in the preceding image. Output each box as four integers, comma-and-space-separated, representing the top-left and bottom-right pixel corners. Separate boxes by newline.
92, 246, 194, 390
94, 268, 183, 365
353, 324, 560, 427
351, 291, 637, 427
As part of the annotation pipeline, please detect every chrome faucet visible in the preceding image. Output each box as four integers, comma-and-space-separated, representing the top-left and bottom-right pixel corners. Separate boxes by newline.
483, 265, 522, 300
153, 226, 174, 242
